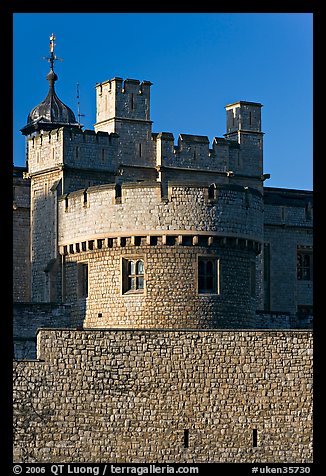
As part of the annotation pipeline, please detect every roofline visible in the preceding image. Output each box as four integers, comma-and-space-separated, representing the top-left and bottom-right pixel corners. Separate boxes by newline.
225, 101, 263, 109
264, 186, 313, 195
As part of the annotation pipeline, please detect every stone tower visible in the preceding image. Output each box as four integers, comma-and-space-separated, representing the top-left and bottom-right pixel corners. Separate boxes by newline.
20, 35, 118, 302
224, 101, 264, 178
20, 35, 79, 302
94, 77, 154, 167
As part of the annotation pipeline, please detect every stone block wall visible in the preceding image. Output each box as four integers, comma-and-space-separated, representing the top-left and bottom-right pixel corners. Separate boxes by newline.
13, 168, 31, 302
27, 128, 119, 177
13, 303, 72, 359
30, 170, 62, 301
58, 183, 264, 246
263, 188, 313, 315
63, 238, 260, 329
13, 329, 313, 463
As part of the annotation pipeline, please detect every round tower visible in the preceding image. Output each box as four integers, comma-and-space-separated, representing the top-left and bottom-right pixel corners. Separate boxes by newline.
59, 182, 263, 329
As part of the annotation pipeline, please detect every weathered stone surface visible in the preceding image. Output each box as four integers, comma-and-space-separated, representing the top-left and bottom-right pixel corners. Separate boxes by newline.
13, 329, 313, 463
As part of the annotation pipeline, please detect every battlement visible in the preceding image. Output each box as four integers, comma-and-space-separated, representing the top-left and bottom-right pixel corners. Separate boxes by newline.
225, 101, 263, 134
153, 132, 254, 180
95, 77, 152, 129
27, 127, 119, 175
97, 77, 152, 95
58, 181, 263, 249
28, 127, 116, 147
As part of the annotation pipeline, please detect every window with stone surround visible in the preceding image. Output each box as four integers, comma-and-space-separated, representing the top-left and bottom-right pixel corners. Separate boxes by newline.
77, 262, 88, 298
198, 257, 220, 294
297, 248, 313, 280
122, 258, 145, 294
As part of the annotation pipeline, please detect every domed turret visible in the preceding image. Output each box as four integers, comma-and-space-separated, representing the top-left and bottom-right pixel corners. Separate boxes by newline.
20, 33, 80, 136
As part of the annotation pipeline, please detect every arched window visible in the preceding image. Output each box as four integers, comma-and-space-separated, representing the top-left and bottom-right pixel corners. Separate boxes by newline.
123, 258, 145, 294
297, 248, 313, 280
198, 257, 219, 294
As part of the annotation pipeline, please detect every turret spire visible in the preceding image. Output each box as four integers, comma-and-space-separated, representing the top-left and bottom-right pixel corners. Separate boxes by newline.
20, 33, 79, 136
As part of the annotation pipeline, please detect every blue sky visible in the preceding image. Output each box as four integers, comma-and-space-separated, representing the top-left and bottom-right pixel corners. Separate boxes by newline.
13, 13, 313, 190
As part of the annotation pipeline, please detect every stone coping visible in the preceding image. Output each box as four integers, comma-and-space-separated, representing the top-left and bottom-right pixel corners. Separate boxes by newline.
36, 327, 313, 335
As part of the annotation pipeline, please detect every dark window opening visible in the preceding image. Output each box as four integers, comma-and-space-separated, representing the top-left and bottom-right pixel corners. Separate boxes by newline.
297, 305, 313, 319
250, 261, 256, 298
252, 429, 258, 447
184, 429, 189, 449
115, 184, 122, 204
297, 250, 313, 281
263, 243, 271, 311
78, 262, 88, 298
166, 236, 176, 246
198, 258, 219, 294
208, 183, 217, 202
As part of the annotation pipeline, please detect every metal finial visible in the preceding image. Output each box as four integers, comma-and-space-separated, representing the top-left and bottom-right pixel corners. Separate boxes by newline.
49, 33, 56, 53
43, 32, 63, 70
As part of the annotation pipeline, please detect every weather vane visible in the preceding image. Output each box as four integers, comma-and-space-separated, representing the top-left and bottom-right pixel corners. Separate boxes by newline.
43, 33, 63, 70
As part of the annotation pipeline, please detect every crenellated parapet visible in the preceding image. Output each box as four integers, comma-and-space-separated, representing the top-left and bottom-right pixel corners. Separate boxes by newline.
58, 182, 263, 248
153, 132, 243, 175
27, 127, 119, 176
95, 77, 152, 127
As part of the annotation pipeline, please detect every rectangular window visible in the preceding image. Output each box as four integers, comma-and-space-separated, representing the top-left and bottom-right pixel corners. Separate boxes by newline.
198, 257, 219, 294
122, 258, 145, 294
297, 248, 313, 280
263, 243, 271, 311
250, 260, 256, 298
78, 262, 88, 298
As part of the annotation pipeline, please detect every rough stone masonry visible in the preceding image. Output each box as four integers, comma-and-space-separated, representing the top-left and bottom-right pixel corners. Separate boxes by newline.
13, 329, 312, 463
